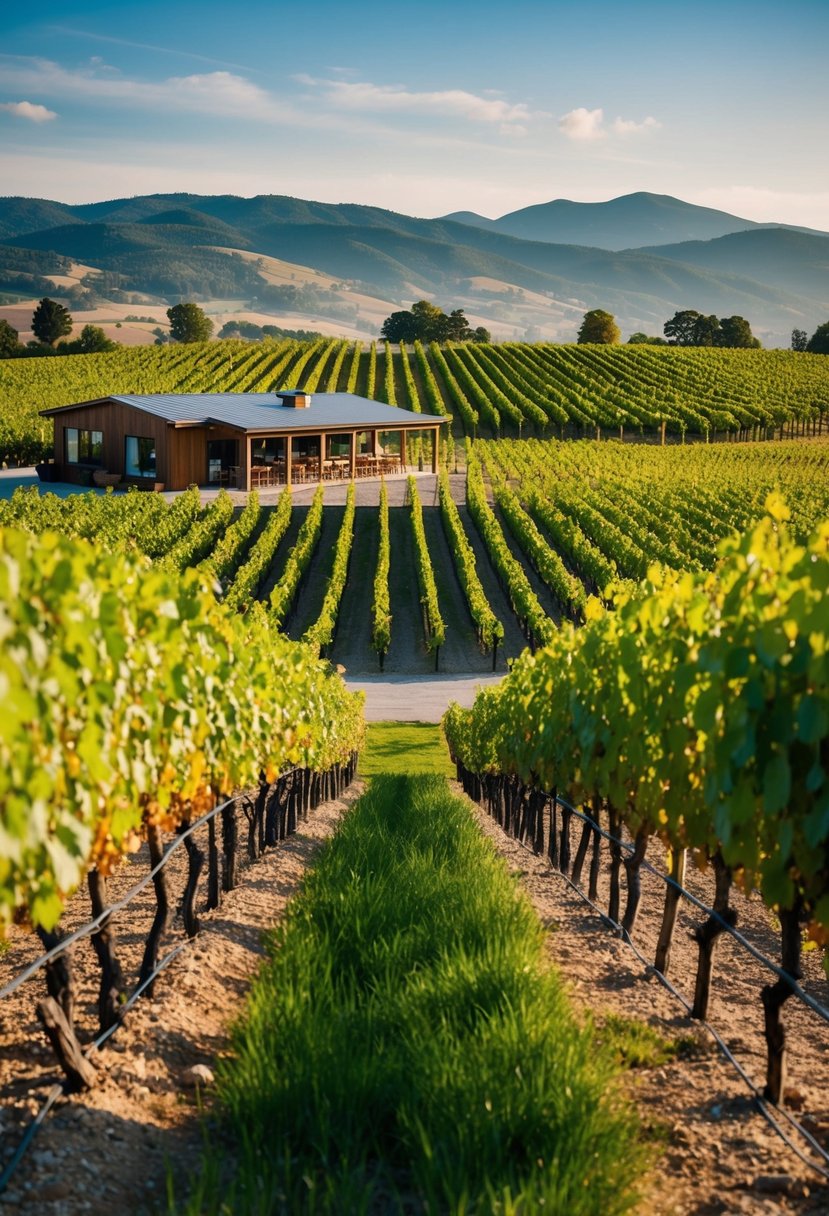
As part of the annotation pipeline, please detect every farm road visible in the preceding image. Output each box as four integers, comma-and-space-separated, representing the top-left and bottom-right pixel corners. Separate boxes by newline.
344, 672, 503, 723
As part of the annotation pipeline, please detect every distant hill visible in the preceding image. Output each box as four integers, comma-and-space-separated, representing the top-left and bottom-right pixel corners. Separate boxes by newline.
631, 228, 829, 306
441, 191, 828, 251
1, 190, 826, 346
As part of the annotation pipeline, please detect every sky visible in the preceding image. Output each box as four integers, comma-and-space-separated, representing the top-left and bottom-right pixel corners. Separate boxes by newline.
2, 0, 828, 229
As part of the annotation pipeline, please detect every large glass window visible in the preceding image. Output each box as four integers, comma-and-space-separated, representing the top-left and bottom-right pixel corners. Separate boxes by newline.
251, 438, 282, 465
65, 427, 103, 465
125, 435, 157, 478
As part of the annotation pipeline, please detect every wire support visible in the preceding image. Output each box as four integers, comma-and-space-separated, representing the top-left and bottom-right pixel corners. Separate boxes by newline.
552, 791, 829, 1028
502, 811, 829, 1182
0, 940, 188, 1197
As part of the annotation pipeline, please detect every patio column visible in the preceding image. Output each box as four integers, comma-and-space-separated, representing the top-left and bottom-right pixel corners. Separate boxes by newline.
400, 429, 408, 469
349, 430, 357, 481
243, 435, 252, 493
431, 426, 439, 473
286, 435, 292, 486
318, 433, 324, 482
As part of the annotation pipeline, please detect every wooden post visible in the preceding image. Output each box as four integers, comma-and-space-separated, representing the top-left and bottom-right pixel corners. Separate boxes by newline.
180, 822, 204, 938
692, 852, 736, 1020
349, 429, 357, 481
138, 823, 171, 995
243, 435, 251, 493
762, 902, 803, 1104
317, 433, 324, 482
37, 998, 97, 1092
87, 870, 126, 1032
621, 828, 649, 939
286, 434, 292, 486
431, 427, 439, 473
654, 847, 687, 975
400, 430, 408, 469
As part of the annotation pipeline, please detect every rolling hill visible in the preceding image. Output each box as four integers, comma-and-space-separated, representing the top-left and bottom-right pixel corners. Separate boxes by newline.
441, 191, 827, 250
1, 191, 827, 345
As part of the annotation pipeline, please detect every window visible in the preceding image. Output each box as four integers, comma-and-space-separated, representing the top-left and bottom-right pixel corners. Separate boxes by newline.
125, 435, 157, 479
65, 427, 103, 466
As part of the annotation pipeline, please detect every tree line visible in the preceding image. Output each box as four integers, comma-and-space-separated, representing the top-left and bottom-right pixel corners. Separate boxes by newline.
380, 300, 490, 344
577, 308, 829, 353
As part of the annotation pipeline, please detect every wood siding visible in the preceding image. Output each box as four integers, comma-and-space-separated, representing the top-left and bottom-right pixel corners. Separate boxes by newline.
52, 400, 172, 487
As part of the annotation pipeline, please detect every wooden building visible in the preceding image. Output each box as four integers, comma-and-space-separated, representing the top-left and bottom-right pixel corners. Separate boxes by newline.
41, 390, 447, 491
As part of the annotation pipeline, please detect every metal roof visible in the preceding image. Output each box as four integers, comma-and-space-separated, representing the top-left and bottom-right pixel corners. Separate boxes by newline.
41, 393, 448, 432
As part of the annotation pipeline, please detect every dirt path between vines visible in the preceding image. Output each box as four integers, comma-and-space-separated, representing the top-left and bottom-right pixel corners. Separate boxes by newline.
0, 784, 363, 1215
5, 765, 828, 1215
465, 794, 829, 1216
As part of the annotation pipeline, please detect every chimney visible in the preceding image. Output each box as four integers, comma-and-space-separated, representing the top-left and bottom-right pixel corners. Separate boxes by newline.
277, 389, 311, 409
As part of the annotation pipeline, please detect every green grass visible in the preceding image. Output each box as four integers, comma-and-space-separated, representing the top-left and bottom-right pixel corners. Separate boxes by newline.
358, 720, 454, 778
594, 1013, 702, 1070
170, 775, 642, 1215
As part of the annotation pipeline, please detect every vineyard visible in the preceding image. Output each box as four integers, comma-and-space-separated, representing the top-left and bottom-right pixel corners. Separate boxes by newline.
2, 337, 829, 464
2, 438, 828, 678
2, 414, 829, 1208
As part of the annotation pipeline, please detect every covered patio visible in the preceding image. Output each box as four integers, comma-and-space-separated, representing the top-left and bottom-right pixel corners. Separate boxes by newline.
41, 389, 447, 493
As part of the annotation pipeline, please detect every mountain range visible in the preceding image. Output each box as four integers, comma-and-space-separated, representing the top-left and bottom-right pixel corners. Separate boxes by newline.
0, 191, 826, 346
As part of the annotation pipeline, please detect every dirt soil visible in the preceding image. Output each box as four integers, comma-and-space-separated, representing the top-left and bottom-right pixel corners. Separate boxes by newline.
4, 773, 829, 1215
0, 783, 363, 1215
464, 793, 829, 1216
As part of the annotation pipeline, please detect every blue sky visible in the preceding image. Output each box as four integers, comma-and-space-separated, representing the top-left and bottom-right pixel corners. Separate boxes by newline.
2, 0, 828, 228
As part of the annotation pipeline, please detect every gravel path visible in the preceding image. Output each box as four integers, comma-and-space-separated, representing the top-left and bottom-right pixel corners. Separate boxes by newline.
344, 672, 503, 722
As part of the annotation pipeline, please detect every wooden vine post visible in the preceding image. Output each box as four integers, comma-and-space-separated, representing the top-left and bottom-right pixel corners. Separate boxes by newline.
620, 825, 649, 940
87, 869, 126, 1031
138, 823, 171, 995
180, 819, 205, 938
762, 900, 803, 1105
691, 852, 736, 1020
654, 846, 687, 976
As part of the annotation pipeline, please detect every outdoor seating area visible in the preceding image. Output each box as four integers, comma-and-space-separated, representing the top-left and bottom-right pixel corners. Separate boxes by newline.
233, 452, 405, 489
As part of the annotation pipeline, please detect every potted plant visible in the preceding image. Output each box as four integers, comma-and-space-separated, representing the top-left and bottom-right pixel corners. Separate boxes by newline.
35, 461, 57, 483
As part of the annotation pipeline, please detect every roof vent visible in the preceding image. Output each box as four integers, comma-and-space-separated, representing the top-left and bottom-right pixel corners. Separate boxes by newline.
277, 389, 311, 409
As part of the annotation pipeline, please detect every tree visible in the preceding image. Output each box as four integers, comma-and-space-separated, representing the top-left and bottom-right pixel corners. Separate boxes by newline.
692, 314, 721, 347
410, 299, 446, 340
167, 302, 213, 343
791, 329, 808, 352
442, 309, 474, 342
472, 326, 491, 343
0, 319, 20, 358
806, 322, 829, 355
379, 300, 479, 344
663, 310, 702, 346
381, 310, 420, 343
59, 324, 117, 355
31, 297, 73, 347
717, 316, 760, 349
628, 332, 667, 345
577, 309, 620, 344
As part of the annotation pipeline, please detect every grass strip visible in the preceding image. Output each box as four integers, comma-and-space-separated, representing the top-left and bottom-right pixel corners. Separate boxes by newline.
358, 721, 454, 778
171, 774, 641, 1215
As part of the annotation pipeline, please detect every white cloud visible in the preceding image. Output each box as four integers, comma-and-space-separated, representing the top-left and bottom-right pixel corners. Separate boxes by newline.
297, 75, 532, 128
0, 56, 295, 124
559, 109, 662, 142
0, 100, 57, 122
558, 107, 606, 141
612, 115, 661, 135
